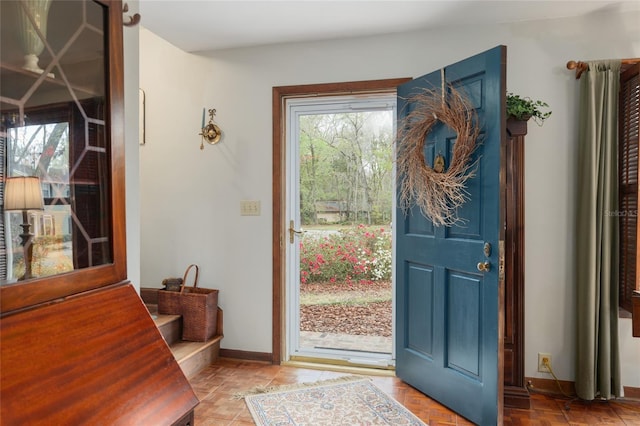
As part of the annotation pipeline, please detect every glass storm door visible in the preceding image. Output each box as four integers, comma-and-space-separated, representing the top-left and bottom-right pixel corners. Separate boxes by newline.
285, 94, 396, 368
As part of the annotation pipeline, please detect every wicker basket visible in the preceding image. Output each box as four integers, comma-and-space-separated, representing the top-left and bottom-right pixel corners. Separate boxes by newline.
157, 264, 219, 341
180, 285, 219, 342
157, 288, 182, 316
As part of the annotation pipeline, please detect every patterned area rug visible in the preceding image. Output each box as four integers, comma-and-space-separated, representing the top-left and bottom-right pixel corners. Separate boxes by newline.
242, 376, 427, 425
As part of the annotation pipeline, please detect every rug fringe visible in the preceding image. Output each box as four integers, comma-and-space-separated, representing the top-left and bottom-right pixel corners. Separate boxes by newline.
232, 375, 369, 400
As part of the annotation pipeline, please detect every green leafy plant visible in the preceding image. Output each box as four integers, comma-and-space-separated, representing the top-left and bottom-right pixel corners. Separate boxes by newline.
506, 92, 552, 126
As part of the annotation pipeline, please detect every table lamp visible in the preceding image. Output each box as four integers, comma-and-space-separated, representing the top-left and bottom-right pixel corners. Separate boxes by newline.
4, 176, 44, 280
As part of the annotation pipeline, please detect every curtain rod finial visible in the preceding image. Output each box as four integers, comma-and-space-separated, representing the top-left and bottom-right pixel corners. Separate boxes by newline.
566, 60, 587, 79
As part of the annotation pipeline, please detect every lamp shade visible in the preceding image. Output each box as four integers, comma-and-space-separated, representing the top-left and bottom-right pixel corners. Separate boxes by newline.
4, 176, 45, 211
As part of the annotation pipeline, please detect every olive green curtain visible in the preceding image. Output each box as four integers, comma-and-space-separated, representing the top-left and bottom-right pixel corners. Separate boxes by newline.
575, 60, 621, 400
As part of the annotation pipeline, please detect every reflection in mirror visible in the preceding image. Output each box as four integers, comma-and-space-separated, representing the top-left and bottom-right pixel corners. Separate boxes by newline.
1, 0, 112, 285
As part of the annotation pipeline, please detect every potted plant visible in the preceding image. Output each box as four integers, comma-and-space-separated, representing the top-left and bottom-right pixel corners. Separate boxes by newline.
506, 92, 552, 126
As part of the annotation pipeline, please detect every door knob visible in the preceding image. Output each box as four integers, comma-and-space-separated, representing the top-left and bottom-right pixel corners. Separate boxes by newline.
477, 261, 491, 272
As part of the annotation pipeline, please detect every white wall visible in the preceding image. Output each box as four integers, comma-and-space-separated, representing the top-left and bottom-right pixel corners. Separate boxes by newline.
139, 6, 640, 388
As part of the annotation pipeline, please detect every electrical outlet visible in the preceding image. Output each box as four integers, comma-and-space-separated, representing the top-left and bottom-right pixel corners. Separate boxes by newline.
537, 353, 552, 373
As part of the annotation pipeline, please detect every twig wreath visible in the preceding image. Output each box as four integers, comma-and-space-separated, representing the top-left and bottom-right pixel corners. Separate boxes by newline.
397, 85, 480, 226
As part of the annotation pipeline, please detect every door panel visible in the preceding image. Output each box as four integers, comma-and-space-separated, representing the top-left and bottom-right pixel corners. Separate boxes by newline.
396, 46, 505, 425
447, 270, 481, 377
407, 264, 434, 355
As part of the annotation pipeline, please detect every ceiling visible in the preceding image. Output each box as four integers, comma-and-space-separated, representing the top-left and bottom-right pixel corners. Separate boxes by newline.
138, 0, 629, 53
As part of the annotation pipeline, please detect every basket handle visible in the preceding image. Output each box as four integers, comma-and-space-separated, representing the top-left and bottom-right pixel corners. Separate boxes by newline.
179, 264, 200, 293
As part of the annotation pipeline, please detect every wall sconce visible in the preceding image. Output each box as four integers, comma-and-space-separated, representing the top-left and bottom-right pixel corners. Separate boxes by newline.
199, 108, 221, 150
4, 176, 44, 281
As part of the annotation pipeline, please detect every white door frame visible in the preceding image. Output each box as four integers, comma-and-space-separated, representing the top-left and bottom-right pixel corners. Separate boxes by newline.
284, 93, 397, 367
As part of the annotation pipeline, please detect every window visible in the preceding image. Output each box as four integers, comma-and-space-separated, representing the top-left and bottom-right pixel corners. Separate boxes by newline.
619, 63, 640, 312
4, 119, 73, 280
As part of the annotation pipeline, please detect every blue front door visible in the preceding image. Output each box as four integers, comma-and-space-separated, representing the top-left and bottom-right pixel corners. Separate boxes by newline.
395, 46, 506, 425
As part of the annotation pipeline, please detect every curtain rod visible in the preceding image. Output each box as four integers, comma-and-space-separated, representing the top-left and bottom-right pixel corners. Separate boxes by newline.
566, 58, 640, 79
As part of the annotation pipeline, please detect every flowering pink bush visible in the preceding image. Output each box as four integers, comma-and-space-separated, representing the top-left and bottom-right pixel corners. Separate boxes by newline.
300, 225, 391, 285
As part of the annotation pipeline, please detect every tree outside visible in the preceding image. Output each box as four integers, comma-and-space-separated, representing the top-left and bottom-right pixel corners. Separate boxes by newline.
299, 111, 394, 227
297, 110, 394, 347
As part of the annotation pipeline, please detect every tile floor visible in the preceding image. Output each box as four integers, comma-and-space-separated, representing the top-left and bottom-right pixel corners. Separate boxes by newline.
189, 358, 640, 425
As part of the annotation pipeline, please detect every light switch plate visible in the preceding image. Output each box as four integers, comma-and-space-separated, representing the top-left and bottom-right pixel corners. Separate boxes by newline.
240, 200, 261, 216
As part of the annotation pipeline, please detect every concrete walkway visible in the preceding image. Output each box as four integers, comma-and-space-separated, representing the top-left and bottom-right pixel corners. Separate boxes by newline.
299, 331, 392, 354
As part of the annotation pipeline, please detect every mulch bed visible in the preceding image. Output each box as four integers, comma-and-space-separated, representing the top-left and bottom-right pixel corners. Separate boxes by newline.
299, 281, 392, 337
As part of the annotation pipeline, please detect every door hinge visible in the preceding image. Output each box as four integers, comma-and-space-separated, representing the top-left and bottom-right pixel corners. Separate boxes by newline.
498, 240, 505, 282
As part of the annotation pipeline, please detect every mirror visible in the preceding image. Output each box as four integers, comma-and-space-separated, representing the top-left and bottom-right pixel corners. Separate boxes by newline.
1, 0, 112, 285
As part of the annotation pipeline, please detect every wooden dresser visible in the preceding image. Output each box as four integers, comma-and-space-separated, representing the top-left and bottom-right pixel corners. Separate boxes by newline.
0, 1, 198, 424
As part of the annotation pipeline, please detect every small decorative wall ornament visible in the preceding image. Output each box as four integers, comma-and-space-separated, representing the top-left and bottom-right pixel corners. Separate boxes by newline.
199, 108, 222, 150
397, 84, 480, 227
122, 3, 141, 27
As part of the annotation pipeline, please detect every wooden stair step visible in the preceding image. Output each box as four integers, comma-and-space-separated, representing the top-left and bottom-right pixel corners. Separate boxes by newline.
170, 335, 223, 379
146, 303, 182, 346
141, 290, 224, 379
